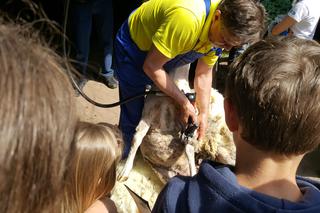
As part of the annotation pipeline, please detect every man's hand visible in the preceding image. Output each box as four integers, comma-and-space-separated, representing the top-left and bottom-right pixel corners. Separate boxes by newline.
197, 113, 208, 140
180, 99, 197, 126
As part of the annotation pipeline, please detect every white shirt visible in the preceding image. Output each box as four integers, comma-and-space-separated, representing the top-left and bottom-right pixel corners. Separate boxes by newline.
288, 0, 320, 39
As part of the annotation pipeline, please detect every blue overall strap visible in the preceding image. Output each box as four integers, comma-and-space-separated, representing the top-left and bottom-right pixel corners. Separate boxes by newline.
204, 0, 211, 18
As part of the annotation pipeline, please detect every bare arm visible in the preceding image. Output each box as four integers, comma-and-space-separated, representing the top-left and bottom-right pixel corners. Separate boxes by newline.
143, 45, 197, 124
194, 58, 213, 140
271, 16, 297, 36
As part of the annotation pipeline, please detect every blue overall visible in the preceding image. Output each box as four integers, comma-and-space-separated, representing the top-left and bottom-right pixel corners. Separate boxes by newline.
114, 0, 222, 157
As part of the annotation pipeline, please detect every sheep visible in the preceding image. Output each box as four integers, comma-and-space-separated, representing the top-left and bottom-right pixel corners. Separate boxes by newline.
117, 64, 235, 183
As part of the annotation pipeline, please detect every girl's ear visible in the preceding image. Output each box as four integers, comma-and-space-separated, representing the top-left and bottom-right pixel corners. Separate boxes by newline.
224, 98, 239, 132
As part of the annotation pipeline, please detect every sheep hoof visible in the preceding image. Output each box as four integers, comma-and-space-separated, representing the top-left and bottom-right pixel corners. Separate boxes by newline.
117, 174, 129, 182
117, 166, 132, 182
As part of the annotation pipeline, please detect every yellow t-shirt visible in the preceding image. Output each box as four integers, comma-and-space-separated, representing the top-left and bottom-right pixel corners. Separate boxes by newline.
128, 0, 221, 66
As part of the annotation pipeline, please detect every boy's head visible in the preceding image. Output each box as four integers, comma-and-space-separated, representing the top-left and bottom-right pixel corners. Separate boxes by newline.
209, 0, 267, 50
225, 37, 320, 156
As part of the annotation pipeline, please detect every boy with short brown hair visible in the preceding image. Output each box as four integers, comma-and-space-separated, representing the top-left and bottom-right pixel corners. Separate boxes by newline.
152, 37, 320, 212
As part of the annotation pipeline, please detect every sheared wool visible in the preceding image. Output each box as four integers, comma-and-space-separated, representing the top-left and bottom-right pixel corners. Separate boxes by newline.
111, 152, 164, 213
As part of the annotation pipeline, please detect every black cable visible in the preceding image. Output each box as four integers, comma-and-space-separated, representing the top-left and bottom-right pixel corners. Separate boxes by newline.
87, 90, 158, 108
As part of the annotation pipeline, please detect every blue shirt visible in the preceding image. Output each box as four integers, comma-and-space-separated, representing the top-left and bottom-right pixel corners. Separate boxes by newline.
152, 160, 320, 213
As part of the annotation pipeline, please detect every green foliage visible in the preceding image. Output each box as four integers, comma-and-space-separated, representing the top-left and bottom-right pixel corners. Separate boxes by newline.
261, 0, 293, 23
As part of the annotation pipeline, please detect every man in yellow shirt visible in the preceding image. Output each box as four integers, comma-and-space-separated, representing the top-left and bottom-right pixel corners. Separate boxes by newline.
114, 0, 266, 157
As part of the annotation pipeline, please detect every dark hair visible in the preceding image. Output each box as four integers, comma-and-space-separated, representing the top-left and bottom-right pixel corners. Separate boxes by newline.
0, 22, 77, 212
225, 37, 320, 155
219, 0, 267, 43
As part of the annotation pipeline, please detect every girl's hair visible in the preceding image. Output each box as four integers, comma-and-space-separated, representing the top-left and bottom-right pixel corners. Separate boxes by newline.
0, 22, 77, 212
64, 122, 123, 213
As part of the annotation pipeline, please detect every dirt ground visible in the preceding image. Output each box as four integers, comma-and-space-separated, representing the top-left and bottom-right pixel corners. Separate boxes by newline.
76, 80, 120, 124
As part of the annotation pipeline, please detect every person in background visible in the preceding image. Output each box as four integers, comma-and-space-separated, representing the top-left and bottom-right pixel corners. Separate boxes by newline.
68, 0, 118, 89
0, 21, 77, 213
114, 0, 267, 157
63, 122, 122, 213
153, 37, 320, 212
271, 0, 320, 40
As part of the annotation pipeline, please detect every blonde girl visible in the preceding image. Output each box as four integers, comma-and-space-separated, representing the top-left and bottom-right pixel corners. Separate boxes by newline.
64, 122, 122, 213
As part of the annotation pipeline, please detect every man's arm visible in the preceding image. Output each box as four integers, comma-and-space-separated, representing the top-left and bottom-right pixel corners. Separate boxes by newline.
143, 45, 197, 124
271, 16, 297, 36
194, 58, 213, 140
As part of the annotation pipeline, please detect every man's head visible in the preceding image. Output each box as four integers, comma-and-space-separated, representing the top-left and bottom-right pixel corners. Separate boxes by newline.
209, 0, 267, 50
225, 37, 320, 156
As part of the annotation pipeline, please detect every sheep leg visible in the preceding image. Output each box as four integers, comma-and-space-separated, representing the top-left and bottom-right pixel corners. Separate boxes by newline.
185, 144, 197, 176
117, 119, 150, 182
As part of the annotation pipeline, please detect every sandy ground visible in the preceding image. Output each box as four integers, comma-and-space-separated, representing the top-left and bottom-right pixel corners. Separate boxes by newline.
76, 80, 120, 124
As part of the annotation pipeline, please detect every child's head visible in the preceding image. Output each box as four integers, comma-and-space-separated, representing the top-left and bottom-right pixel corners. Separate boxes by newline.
225, 37, 320, 156
64, 122, 122, 212
0, 22, 77, 212
209, 0, 267, 50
